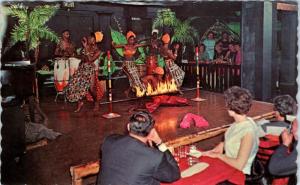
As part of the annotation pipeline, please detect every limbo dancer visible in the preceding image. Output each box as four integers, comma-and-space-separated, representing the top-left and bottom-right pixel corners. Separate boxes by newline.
159, 33, 185, 94
112, 31, 147, 97
65, 32, 104, 112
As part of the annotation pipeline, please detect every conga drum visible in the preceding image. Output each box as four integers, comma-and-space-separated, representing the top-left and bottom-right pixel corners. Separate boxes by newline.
146, 55, 158, 75
54, 58, 69, 92
136, 63, 146, 78
68, 57, 81, 76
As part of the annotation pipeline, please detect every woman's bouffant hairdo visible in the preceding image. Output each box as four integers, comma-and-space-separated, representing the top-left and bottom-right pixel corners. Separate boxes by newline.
224, 86, 253, 115
273, 95, 297, 117
128, 111, 155, 137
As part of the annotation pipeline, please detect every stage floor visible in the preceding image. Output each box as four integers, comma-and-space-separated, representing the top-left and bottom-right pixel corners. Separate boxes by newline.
19, 90, 273, 185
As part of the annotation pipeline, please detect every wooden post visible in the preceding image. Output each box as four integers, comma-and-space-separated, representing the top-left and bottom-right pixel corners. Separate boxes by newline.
192, 46, 206, 102
102, 51, 121, 119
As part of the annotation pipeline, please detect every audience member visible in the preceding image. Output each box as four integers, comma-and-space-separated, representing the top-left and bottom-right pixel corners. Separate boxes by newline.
268, 119, 297, 179
198, 43, 209, 62
203, 31, 216, 61
219, 31, 231, 57
224, 43, 237, 64
96, 111, 180, 185
261, 95, 297, 136
234, 43, 241, 65
214, 41, 223, 61
203, 86, 259, 176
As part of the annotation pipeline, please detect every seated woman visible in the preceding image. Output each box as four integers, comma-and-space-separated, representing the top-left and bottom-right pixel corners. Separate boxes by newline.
198, 43, 209, 63
261, 95, 297, 136
268, 119, 297, 181
65, 32, 104, 112
112, 31, 147, 96
224, 43, 237, 64
203, 86, 259, 176
214, 41, 223, 61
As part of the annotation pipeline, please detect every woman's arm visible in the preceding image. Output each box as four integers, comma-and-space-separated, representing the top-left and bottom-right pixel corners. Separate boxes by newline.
218, 133, 254, 171
112, 42, 125, 48
134, 42, 148, 48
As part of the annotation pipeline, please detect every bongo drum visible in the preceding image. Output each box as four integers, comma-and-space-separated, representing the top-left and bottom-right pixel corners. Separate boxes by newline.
54, 58, 69, 92
68, 57, 81, 76
146, 55, 158, 75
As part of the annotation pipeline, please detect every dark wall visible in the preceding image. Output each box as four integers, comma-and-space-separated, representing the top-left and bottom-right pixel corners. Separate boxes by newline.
241, 2, 298, 101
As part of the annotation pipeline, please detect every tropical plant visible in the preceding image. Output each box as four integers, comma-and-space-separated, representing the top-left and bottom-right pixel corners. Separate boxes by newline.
152, 9, 178, 29
6, 3, 59, 63
110, 27, 127, 57
152, 9, 198, 46
172, 18, 199, 45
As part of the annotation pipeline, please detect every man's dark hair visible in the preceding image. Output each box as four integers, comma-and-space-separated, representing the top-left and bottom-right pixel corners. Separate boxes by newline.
224, 86, 253, 115
128, 111, 155, 137
273, 95, 297, 117
62, 29, 70, 34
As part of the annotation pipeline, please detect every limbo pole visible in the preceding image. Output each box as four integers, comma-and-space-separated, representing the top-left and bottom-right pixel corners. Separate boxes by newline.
102, 51, 121, 119
191, 46, 206, 102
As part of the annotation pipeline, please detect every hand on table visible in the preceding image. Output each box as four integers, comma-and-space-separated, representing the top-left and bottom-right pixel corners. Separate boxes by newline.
202, 150, 222, 158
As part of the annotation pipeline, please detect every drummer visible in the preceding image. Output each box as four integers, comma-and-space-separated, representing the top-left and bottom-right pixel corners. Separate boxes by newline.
54, 29, 76, 58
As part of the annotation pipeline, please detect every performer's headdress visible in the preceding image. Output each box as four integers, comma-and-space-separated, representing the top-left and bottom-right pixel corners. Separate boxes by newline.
94, 31, 104, 43
154, 67, 164, 75
152, 29, 159, 34
162, 33, 170, 44
126, 31, 136, 40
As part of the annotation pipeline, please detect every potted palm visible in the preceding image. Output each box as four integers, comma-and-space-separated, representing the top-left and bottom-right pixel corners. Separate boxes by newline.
5, 3, 60, 108
6, 3, 59, 63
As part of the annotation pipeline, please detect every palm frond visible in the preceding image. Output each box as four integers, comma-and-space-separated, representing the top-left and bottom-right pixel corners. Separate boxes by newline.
172, 19, 198, 45
6, 4, 28, 25
11, 25, 27, 44
37, 27, 59, 43
29, 4, 59, 28
152, 9, 178, 29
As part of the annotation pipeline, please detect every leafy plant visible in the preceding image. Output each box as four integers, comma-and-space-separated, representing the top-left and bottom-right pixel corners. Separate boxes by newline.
6, 3, 59, 62
172, 18, 199, 45
110, 27, 127, 57
152, 9, 178, 29
152, 9, 198, 46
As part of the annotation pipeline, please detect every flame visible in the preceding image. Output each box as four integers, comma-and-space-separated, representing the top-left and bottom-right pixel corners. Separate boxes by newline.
134, 79, 178, 97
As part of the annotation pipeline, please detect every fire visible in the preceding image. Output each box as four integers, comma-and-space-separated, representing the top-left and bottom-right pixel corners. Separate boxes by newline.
134, 79, 178, 97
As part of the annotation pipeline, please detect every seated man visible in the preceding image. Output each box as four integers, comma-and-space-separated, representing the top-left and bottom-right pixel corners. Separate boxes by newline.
268, 119, 297, 182
260, 95, 297, 136
96, 111, 180, 185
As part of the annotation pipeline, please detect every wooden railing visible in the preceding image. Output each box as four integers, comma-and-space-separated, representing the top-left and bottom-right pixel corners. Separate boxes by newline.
179, 63, 241, 92
69, 111, 275, 185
